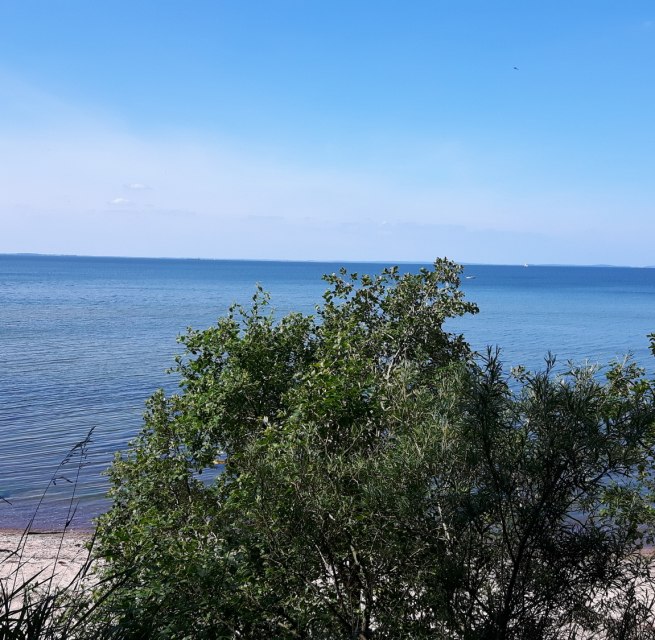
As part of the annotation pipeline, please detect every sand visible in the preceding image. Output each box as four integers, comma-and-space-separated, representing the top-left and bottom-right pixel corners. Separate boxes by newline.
0, 529, 93, 592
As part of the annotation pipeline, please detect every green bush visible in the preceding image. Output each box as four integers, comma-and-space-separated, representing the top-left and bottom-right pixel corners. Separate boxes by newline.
93, 259, 655, 639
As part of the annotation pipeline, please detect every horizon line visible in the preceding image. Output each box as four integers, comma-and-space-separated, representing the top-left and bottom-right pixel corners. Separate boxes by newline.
1, 252, 652, 270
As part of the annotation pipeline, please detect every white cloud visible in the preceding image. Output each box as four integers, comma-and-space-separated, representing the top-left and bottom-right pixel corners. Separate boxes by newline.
0, 72, 654, 264
0, 124, 652, 264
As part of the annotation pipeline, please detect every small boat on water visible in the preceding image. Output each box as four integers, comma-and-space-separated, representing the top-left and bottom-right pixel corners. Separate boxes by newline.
465, 275, 476, 280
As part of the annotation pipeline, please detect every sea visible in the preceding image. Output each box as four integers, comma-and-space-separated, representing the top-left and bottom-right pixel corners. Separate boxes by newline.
1, 254, 655, 530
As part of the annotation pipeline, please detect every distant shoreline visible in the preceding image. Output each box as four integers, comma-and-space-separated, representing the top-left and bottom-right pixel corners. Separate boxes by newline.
1, 252, 652, 269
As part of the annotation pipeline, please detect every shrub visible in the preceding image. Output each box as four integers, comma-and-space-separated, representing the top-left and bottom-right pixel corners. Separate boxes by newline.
93, 260, 655, 639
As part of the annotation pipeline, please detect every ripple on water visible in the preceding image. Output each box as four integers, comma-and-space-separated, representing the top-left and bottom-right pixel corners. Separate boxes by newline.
2, 256, 655, 528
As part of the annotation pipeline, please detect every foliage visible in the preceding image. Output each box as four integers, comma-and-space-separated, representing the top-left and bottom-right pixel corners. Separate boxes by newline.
93, 259, 655, 639
0, 431, 106, 640
448, 352, 655, 638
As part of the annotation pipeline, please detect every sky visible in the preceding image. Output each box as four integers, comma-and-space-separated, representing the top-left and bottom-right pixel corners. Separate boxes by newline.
0, 1, 653, 265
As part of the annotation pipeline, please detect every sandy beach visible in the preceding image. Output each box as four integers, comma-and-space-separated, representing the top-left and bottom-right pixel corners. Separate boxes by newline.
0, 529, 93, 591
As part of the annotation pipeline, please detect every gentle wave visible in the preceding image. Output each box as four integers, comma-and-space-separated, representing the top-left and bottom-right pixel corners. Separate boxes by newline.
1, 255, 654, 529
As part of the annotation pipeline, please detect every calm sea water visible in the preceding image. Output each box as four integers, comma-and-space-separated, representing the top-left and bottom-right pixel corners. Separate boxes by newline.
1, 254, 654, 529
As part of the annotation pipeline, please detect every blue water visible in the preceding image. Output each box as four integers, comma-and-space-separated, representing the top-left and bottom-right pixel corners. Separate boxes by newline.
1, 255, 654, 530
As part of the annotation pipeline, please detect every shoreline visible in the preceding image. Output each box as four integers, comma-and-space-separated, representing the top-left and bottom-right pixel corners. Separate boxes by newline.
0, 529, 94, 590
0, 527, 94, 536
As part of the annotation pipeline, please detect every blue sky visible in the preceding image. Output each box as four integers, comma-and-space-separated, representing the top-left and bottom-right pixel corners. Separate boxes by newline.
1, 1, 653, 264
